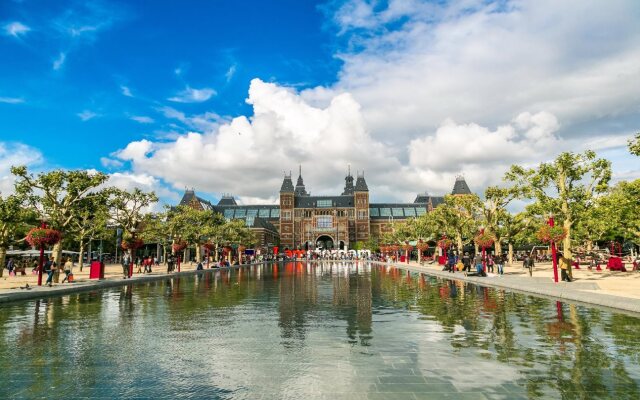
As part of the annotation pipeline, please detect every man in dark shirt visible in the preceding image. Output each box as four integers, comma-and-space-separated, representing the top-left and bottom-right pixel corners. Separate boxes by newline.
461, 252, 471, 272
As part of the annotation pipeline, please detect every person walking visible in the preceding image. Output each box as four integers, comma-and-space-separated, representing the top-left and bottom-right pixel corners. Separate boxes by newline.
487, 255, 495, 274
121, 254, 130, 279
61, 257, 74, 283
523, 255, 535, 276
135, 256, 142, 274
447, 252, 456, 273
474, 253, 484, 276
6, 257, 14, 275
558, 252, 572, 282
167, 256, 174, 273
44, 257, 56, 287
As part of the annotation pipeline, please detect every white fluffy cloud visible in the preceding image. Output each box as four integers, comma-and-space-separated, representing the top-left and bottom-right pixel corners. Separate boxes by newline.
111, 0, 640, 203
322, 0, 640, 143
0, 142, 43, 196
409, 112, 561, 172
116, 79, 420, 202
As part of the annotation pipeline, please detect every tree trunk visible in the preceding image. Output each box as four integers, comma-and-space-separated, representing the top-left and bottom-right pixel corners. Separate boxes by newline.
0, 247, 5, 277
586, 241, 593, 252
508, 242, 514, 266
456, 234, 463, 254
195, 244, 201, 263
563, 219, 572, 259
162, 245, 167, 264
52, 241, 63, 282
495, 239, 502, 256
78, 241, 85, 272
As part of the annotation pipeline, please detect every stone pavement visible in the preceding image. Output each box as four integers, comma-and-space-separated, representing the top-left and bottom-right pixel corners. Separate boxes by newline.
0, 260, 215, 303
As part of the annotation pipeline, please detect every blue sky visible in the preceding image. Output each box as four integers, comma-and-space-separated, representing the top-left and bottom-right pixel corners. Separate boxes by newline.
1, 0, 339, 169
2, 0, 639, 205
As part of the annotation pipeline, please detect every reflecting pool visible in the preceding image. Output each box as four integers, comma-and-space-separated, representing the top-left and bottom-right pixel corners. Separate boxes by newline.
2, 262, 640, 399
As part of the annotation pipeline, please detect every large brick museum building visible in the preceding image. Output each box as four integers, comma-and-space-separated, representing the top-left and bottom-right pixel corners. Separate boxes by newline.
178, 168, 471, 251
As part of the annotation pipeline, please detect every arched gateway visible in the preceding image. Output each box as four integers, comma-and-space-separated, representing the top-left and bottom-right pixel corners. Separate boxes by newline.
316, 235, 334, 250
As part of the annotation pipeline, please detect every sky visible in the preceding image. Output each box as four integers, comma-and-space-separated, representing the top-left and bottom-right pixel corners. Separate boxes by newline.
1, 0, 639, 206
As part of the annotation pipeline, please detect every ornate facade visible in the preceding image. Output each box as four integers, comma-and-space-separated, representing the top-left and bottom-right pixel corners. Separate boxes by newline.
178, 169, 472, 251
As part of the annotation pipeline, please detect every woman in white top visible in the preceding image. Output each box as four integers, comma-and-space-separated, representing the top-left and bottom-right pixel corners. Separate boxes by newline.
61, 257, 74, 283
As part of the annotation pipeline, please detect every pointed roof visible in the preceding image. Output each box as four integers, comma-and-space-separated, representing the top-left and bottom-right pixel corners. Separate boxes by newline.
354, 172, 369, 192
280, 172, 294, 192
342, 165, 354, 195
452, 175, 472, 195
294, 165, 309, 196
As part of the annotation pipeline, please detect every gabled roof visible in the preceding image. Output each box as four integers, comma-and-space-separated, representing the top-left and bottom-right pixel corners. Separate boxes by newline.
280, 174, 294, 192
355, 174, 368, 191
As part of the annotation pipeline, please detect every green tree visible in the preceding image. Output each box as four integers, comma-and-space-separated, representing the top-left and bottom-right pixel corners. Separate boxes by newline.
505, 151, 611, 258
429, 194, 483, 252
0, 194, 34, 277
109, 188, 158, 262
629, 132, 640, 156
165, 205, 224, 262
598, 179, 640, 247
11, 166, 109, 264
483, 186, 520, 255
69, 195, 110, 271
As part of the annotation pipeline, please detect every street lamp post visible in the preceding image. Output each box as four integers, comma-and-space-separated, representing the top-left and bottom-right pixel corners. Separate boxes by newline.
481, 227, 487, 274
549, 215, 559, 283
37, 220, 47, 286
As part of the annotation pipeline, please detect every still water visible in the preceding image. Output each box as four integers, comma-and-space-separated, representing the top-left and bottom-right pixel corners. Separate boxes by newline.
1, 262, 640, 399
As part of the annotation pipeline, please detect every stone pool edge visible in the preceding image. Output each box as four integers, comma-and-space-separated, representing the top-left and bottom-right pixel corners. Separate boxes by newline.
369, 260, 640, 317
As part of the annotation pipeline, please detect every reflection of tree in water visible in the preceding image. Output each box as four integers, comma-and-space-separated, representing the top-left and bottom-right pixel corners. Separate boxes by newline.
373, 267, 640, 399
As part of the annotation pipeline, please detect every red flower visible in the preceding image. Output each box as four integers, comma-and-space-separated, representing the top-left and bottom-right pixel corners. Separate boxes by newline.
172, 240, 188, 252
474, 231, 496, 248
25, 228, 62, 247
536, 225, 567, 243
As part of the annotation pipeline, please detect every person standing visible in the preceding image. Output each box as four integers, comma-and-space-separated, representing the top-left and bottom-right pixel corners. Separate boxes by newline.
494, 254, 504, 275
487, 255, 495, 274
447, 252, 456, 273
61, 257, 73, 283
474, 253, 484, 276
44, 257, 56, 287
6, 257, 14, 275
121, 254, 130, 279
558, 252, 572, 282
462, 252, 471, 273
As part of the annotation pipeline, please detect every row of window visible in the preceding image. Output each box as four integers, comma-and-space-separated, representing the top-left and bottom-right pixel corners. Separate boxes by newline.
223, 208, 280, 219
369, 207, 426, 217
221, 206, 425, 220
